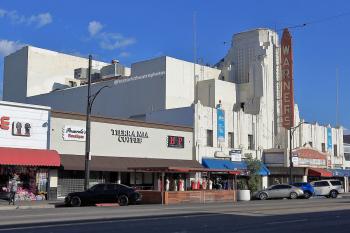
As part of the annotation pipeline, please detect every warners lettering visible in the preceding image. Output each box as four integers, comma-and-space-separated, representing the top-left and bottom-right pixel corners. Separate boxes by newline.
167, 136, 185, 148
111, 129, 149, 144
0, 116, 10, 130
281, 28, 294, 129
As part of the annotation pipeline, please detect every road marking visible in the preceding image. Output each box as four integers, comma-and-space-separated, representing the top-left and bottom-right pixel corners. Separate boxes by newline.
0, 213, 224, 231
265, 219, 307, 225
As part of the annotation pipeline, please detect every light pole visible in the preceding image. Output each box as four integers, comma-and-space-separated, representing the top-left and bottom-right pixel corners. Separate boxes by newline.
289, 121, 304, 183
84, 55, 110, 190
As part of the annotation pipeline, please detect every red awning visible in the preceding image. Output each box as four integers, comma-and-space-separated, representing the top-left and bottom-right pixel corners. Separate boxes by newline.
308, 168, 332, 177
0, 147, 60, 167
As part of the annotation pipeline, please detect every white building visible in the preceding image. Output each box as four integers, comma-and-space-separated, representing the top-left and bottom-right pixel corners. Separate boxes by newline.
2, 29, 345, 186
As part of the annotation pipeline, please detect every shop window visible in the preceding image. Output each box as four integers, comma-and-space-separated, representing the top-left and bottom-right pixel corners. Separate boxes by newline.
143, 173, 153, 184
321, 143, 325, 152
248, 134, 254, 150
130, 173, 143, 185
228, 132, 234, 148
334, 144, 338, 157
206, 130, 213, 147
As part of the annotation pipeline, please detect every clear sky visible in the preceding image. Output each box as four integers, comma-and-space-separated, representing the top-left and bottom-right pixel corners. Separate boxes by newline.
0, 0, 349, 131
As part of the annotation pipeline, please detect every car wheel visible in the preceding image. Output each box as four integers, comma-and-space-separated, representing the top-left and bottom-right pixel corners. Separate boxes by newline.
118, 195, 129, 206
70, 196, 81, 207
330, 190, 338, 198
259, 193, 268, 200
303, 191, 311, 199
290, 192, 298, 199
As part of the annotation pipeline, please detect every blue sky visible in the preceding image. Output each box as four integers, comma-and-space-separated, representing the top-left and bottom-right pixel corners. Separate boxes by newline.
0, 0, 349, 131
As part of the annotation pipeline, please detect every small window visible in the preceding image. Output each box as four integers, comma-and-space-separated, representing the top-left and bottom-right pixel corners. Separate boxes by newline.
330, 181, 342, 186
321, 143, 326, 152
228, 132, 234, 148
345, 153, 350, 161
206, 130, 213, 147
334, 145, 338, 157
316, 181, 330, 187
248, 134, 254, 150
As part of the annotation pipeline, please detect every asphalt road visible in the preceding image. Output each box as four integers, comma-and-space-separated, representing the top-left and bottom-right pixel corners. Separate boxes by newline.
0, 198, 350, 232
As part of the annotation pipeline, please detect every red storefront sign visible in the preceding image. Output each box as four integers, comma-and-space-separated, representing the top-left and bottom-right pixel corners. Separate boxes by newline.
0, 116, 10, 130
281, 29, 294, 129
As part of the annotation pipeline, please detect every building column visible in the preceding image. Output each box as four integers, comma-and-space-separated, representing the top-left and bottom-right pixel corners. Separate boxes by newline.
49, 169, 58, 200
262, 176, 268, 189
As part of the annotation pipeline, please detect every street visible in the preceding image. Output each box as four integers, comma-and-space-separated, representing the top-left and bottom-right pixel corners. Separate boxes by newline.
0, 198, 350, 232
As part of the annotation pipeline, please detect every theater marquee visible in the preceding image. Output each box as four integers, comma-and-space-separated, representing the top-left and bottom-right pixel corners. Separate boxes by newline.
281, 28, 294, 129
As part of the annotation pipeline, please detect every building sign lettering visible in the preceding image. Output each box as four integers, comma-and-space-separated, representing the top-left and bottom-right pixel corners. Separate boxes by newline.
0, 116, 10, 130
63, 126, 86, 141
281, 28, 294, 129
111, 129, 149, 143
167, 136, 185, 148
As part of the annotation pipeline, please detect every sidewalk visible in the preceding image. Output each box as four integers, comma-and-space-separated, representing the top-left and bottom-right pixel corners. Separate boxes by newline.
0, 199, 63, 210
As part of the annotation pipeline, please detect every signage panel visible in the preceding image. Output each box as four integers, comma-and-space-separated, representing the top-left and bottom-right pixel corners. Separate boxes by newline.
230, 149, 242, 162
281, 29, 295, 129
167, 136, 185, 148
62, 126, 86, 141
327, 128, 332, 150
0, 104, 49, 149
217, 109, 225, 143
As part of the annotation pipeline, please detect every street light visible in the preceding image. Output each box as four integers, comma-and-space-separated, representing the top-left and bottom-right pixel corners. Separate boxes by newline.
84, 55, 111, 190
289, 121, 305, 183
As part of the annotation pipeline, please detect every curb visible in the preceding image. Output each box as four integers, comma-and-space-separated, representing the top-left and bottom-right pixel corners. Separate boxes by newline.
0, 204, 56, 210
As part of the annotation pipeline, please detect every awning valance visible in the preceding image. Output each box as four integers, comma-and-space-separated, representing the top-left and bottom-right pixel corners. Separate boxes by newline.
202, 158, 270, 176
308, 168, 332, 177
0, 147, 60, 167
329, 169, 350, 177
60, 154, 203, 172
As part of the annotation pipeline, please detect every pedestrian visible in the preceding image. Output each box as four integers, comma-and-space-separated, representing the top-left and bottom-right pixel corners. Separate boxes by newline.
8, 174, 18, 205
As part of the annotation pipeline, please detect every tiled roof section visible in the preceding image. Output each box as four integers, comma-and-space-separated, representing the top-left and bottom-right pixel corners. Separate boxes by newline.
293, 148, 327, 160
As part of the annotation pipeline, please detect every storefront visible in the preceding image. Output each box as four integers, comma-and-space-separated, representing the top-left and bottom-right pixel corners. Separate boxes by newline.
49, 111, 200, 199
0, 101, 60, 200
264, 147, 333, 185
202, 158, 270, 189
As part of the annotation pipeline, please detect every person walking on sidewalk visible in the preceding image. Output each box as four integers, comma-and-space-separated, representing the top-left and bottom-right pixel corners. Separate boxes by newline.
8, 174, 18, 205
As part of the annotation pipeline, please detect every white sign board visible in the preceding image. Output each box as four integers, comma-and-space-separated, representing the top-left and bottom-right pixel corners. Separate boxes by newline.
0, 103, 49, 149
230, 149, 242, 162
62, 126, 86, 141
292, 156, 299, 166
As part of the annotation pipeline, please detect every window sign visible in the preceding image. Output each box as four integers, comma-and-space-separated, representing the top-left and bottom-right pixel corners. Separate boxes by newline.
167, 136, 185, 148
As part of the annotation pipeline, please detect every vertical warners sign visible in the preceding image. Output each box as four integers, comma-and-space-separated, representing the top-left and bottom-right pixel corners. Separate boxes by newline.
281, 29, 294, 129
327, 128, 332, 150
217, 109, 225, 143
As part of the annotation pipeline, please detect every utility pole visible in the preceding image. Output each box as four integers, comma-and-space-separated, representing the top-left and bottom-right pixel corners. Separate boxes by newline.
84, 55, 92, 190
336, 67, 339, 126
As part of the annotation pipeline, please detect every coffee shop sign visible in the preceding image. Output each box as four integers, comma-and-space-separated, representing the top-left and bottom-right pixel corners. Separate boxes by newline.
111, 129, 149, 143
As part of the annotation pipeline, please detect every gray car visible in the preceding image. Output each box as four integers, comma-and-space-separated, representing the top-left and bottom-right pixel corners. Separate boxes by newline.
254, 184, 304, 200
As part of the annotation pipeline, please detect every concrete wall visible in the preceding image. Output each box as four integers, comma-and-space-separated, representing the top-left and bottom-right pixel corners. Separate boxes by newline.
3, 46, 109, 103
0, 101, 50, 149
50, 116, 193, 160
3, 47, 29, 103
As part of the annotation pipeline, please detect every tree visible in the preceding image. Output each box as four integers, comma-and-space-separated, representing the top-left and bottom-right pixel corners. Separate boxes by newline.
245, 155, 261, 193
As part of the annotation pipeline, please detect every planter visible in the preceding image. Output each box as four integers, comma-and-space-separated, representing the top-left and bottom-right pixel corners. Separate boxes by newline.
237, 190, 251, 201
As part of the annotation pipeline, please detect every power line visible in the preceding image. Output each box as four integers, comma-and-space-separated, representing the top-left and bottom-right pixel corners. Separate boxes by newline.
277, 11, 350, 31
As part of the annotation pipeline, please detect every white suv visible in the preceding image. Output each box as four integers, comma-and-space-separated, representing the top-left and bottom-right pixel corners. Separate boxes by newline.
311, 180, 344, 198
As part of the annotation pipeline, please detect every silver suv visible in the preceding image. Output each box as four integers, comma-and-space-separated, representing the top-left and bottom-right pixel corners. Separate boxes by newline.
311, 180, 344, 198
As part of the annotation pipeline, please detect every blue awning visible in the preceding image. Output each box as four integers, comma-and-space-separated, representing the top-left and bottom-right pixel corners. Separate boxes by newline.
202, 158, 270, 176
329, 169, 350, 177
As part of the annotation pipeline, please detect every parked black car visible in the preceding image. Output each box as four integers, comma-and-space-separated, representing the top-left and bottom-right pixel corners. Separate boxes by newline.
65, 183, 142, 207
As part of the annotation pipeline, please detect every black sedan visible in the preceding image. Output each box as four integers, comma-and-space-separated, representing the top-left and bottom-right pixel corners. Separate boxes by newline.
65, 183, 142, 207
